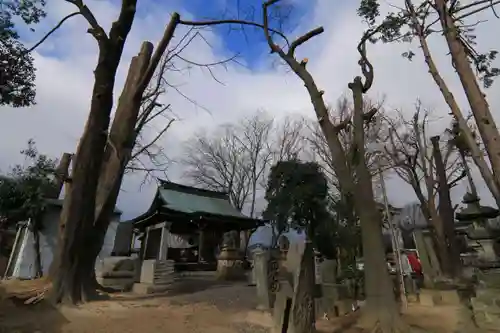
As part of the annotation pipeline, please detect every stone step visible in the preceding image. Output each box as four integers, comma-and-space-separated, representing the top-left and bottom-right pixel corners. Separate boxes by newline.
132, 283, 172, 295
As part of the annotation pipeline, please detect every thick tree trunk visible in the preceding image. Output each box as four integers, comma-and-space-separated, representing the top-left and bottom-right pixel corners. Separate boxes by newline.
93, 43, 152, 225
431, 136, 462, 278
428, 204, 451, 275
408, 3, 500, 206
434, 0, 500, 191
50, 3, 137, 304
51, 238, 99, 304
48, 155, 74, 280
88, 15, 180, 275
350, 78, 406, 332
290, 240, 315, 333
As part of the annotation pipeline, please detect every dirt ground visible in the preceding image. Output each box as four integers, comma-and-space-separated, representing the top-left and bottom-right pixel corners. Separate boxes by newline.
0, 278, 461, 333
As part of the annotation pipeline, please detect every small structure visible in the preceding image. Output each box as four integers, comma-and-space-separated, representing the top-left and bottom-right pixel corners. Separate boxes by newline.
130, 180, 262, 293
4, 198, 122, 279
454, 193, 500, 331
455, 193, 500, 266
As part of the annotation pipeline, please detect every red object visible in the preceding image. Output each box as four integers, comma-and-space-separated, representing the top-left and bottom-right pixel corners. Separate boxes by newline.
407, 252, 422, 274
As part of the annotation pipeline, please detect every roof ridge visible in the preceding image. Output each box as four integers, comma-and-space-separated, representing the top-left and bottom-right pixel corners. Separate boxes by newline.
158, 179, 230, 199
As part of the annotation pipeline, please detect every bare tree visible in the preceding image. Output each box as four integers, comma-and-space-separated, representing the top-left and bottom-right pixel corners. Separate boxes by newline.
237, 112, 274, 217
40, 3, 241, 303
384, 102, 466, 277
183, 124, 252, 211
182, 111, 306, 217
305, 96, 390, 194
358, 0, 500, 207
197, 0, 407, 330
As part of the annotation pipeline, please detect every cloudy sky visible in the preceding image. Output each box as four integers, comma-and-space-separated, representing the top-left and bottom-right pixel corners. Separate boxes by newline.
1, 0, 499, 219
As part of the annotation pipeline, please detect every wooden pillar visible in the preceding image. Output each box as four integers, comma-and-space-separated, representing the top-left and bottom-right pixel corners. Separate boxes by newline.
159, 226, 169, 261
198, 229, 205, 262
141, 227, 150, 260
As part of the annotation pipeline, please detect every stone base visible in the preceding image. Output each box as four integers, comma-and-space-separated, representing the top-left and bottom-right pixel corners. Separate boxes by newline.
97, 277, 134, 291
216, 249, 245, 281
131, 283, 172, 295
471, 288, 500, 331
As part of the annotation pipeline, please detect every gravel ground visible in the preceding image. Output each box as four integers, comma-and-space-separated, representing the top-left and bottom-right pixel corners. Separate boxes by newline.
0, 278, 269, 333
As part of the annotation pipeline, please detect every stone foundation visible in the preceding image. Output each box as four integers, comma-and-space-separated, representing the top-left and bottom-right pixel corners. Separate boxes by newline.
95, 257, 138, 292
471, 288, 500, 331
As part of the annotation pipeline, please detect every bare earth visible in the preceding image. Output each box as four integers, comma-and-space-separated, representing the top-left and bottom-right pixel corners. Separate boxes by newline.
0, 278, 460, 333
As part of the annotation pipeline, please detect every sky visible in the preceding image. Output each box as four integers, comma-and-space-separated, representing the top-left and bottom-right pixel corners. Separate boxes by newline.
1, 0, 500, 220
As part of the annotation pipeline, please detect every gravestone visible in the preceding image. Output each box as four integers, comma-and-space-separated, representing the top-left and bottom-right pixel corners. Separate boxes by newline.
318, 259, 338, 318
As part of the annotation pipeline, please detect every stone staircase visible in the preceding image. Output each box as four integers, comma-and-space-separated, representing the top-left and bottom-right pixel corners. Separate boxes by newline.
132, 259, 175, 294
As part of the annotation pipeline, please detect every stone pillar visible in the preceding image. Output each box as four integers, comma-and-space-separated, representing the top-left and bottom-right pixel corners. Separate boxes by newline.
253, 248, 273, 310
423, 232, 442, 277
413, 229, 436, 288
319, 259, 339, 318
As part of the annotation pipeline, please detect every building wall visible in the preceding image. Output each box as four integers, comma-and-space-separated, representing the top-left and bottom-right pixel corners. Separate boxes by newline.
11, 206, 120, 279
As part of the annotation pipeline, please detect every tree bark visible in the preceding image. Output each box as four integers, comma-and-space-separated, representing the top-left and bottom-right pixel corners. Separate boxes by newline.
434, 0, 500, 193
431, 136, 462, 278
50, 1, 137, 305
290, 240, 315, 333
88, 13, 180, 278
350, 78, 405, 331
50, 153, 73, 199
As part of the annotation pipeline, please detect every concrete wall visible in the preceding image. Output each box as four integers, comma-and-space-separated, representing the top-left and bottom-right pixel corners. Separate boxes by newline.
11, 206, 120, 279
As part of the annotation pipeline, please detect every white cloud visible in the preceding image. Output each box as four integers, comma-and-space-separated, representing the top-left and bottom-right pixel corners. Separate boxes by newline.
1, 0, 499, 219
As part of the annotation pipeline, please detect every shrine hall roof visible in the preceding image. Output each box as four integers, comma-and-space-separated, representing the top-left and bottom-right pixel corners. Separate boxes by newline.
157, 180, 247, 219
131, 180, 262, 229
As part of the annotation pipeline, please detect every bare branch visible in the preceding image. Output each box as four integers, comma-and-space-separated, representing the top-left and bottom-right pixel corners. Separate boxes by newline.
287, 27, 324, 56
65, 0, 108, 43
26, 12, 81, 53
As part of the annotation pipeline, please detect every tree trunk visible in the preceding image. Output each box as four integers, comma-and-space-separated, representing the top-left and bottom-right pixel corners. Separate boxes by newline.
408, 2, 500, 206
350, 78, 406, 331
50, 153, 73, 199
48, 155, 75, 280
32, 220, 43, 278
50, 3, 137, 304
428, 203, 451, 275
459, 149, 478, 197
431, 136, 462, 278
290, 239, 315, 333
93, 42, 153, 226
434, 0, 500, 191
88, 14, 180, 277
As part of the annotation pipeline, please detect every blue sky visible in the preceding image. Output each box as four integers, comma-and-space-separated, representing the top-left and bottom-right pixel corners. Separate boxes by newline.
19, 0, 318, 68
167, 0, 318, 68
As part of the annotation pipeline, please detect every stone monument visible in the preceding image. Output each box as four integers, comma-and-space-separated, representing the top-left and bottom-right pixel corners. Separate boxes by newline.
455, 193, 500, 331
216, 230, 245, 280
